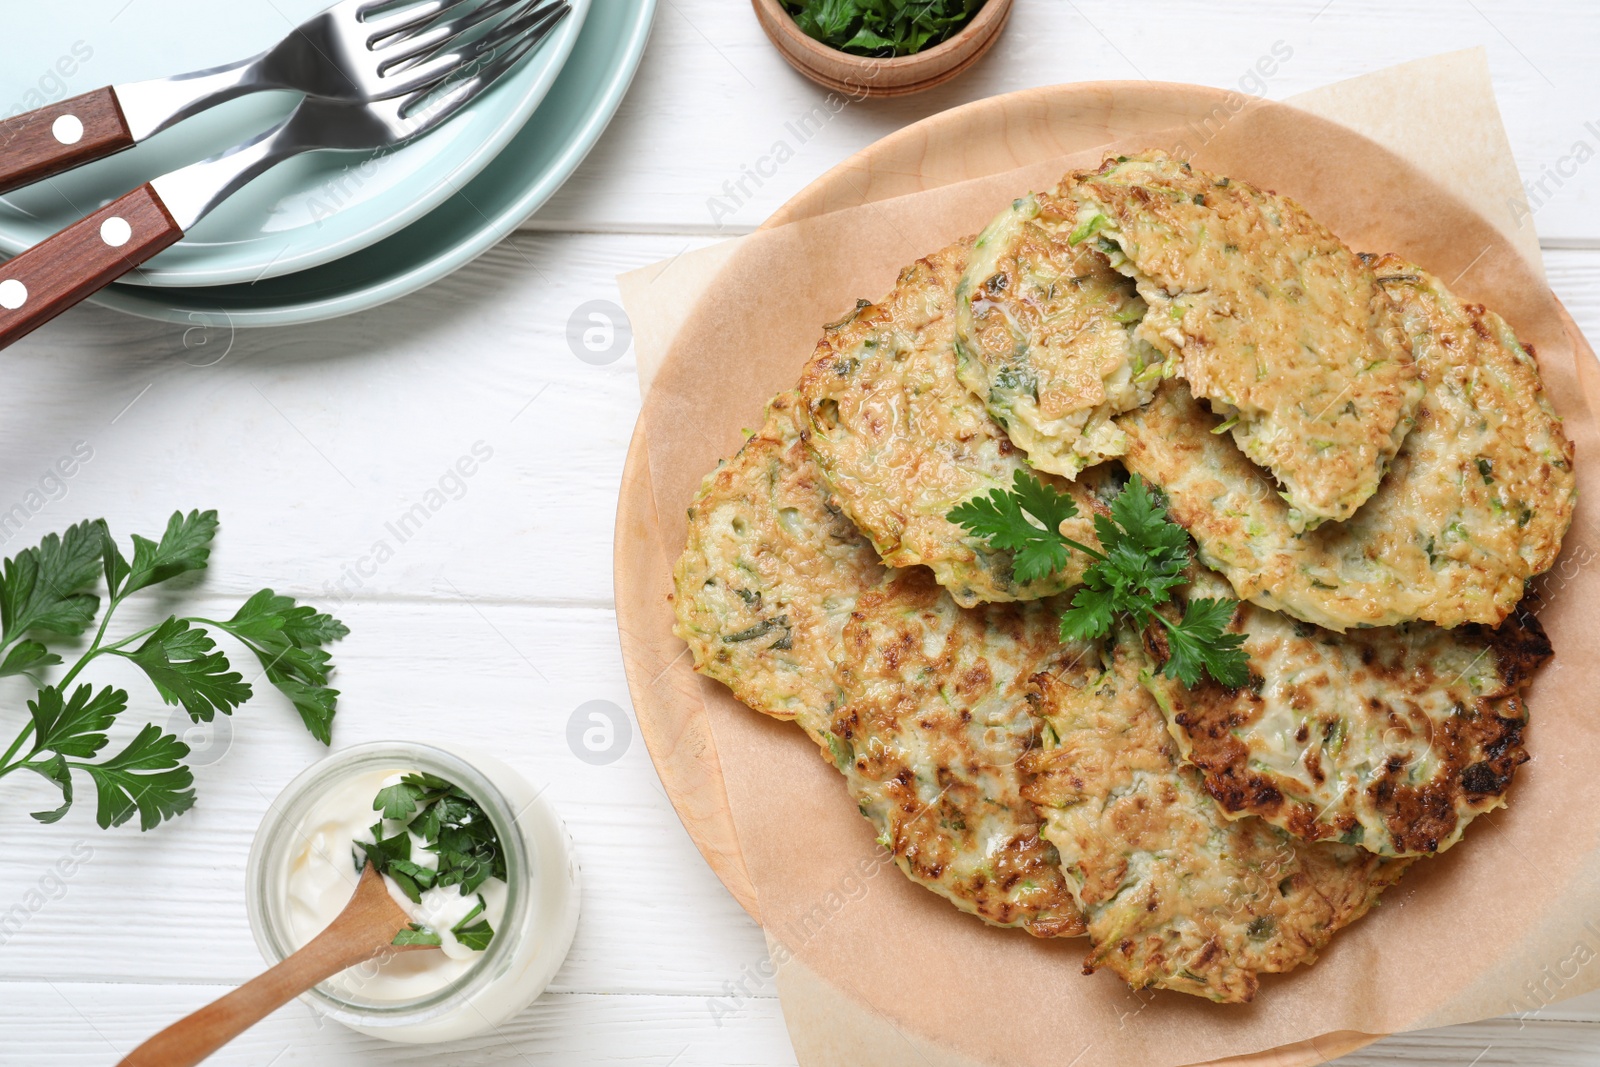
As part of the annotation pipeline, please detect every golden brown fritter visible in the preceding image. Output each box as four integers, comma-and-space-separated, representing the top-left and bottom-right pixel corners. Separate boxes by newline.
673, 391, 888, 723
1144, 573, 1550, 857
953, 186, 1163, 477
1116, 258, 1575, 631
834, 574, 1093, 937
799, 239, 1107, 607
1071, 153, 1422, 531
1021, 635, 1409, 1002
673, 394, 1085, 936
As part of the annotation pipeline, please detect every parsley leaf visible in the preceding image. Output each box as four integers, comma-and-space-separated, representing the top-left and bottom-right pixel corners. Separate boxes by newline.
1161, 598, 1250, 688
116, 619, 252, 723
24, 687, 123, 825
28, 684, 123, 760
356, 822, 411, 865
948, 469, 1094, 584
452, 895, 494, 951
1059, 582, 1118, 643
402, 771, 457, 797
375, 781, 425, 821
109, 510, 218, 598
0, 641, 61, 678
80, 724, 195, 831
210, 589, 347, 744
385, 860, 438, 903
263, 667, 340, 745
453, 921, 494, 952
26, 755, 73, 824
225, 589, 350, 649
393, 923, 442, 947
1109, 473, 1192, 561
0, 520, 104, 646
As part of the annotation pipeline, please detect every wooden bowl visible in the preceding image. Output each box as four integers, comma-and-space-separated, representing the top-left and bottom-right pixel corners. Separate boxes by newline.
751, 0, 1014, 98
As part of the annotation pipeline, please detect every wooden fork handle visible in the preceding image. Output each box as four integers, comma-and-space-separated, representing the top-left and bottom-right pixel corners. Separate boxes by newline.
0, 88, 136, 195
0, 184, 182, 349
115, 931, 387, 1067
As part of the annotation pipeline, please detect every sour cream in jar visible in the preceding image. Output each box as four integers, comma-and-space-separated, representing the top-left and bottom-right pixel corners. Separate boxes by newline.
283, 768, 511, 1002
247, 742, 580, 1043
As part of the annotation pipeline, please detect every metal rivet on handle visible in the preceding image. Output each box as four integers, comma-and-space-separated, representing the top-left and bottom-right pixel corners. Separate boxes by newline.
0, 280, 27, 310
100, 217, 132, 248
51, 115, 84, 145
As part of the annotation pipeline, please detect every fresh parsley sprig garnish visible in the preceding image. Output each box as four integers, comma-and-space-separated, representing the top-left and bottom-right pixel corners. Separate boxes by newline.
0, 512, 348, 830
948, 472, 1250, 688
947, 470, 1099, 584
1158, 597, 1250, 692
357, 772, 505, 950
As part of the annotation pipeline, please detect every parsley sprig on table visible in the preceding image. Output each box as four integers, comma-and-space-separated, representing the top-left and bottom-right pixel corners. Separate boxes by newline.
949, 471, 1250, 687
357, 772, 505, 950
781, 0, 986, 58
0, 511, 348, 830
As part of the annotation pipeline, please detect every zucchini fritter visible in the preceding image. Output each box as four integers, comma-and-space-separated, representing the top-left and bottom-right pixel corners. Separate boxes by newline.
1071, 153, 1423, 531
953, 188, 1163, 477
799, 240, 1106, 607
1146, 572, 1550, 856
1021, 635, 1408, 1002
673, 393, 1086, 937
835, 573, 1094, 938
1117, 259, 1575, 631
673, 392, 888, 722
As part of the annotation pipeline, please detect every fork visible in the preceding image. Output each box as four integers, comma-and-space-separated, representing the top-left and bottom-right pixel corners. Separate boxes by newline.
0, 1, 570, 349
0, 0, 554, 195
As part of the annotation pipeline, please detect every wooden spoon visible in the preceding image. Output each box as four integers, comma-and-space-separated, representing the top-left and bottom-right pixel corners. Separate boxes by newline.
118, 862, 433, 1067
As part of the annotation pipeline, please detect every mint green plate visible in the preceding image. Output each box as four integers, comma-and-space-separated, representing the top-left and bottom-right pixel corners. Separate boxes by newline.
91, 0, 652, 325
0, 0, 591, 288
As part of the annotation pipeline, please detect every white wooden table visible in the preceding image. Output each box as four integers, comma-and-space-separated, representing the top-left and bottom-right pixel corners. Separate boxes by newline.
3, 2, 1599, 1063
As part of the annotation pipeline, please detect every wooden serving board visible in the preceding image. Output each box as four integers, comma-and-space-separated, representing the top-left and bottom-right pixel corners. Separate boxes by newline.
615, 80, 1597, 1067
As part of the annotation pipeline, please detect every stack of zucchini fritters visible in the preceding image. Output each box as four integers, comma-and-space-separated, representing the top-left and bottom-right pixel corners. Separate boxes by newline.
671, 152, 1575, 1003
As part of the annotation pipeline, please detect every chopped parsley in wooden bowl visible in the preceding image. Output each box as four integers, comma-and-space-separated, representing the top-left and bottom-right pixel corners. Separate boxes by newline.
752, 0, 1012, 97
781, 0, 988, 57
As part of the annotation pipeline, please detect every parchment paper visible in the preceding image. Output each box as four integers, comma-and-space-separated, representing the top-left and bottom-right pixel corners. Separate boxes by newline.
619, 52, 1600, 1066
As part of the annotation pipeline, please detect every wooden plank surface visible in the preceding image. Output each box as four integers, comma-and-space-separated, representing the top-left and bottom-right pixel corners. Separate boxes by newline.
1, 1, 1598, 1062
532, 0, 1600, 243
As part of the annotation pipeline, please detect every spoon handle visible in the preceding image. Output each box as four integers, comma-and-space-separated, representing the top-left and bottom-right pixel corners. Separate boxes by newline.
117, 864, 418, 1067
115, 930, 385, 1067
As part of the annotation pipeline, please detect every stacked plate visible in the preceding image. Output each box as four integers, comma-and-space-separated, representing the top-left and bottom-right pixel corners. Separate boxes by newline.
0, 0, 654, 327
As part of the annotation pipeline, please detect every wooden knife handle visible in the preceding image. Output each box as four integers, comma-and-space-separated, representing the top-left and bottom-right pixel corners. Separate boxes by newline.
0, 185, 182, 349
0, 88, 136, 195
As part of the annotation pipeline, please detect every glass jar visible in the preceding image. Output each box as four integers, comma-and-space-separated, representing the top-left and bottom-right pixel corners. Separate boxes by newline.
246, 740, 580, 1042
